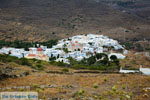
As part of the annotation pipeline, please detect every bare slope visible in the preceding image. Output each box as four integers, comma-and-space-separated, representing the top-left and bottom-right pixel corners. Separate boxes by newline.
0, 0, 150, 41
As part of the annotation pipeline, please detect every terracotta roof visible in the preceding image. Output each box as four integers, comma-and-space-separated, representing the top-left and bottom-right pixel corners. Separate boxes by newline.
29, 49, 32, 51
72, 43, 75, 46
42, 55, 46, 57
28, 54, 36, 57
38, 55, 46, 57
37, 48, 43, 51
75, 41, 78, 43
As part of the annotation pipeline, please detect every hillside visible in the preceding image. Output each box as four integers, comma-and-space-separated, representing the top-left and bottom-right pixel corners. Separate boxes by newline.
0, 54, 150, 99
0, 60, 150, 100
0, 0, 150, 41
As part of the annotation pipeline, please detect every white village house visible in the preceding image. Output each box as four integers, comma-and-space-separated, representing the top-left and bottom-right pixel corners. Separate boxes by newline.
0, 34, 126, 63
1, 34, 150, 75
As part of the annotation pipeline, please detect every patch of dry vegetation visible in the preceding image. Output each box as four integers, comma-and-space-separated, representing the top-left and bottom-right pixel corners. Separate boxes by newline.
0, 72, 150, 99
120, 51, 150, 69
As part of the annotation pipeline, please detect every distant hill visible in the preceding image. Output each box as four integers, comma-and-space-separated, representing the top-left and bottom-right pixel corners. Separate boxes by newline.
0, 0, 150, 42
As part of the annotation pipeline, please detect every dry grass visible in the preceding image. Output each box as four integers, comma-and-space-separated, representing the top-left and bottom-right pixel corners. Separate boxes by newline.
0, 50, 150, 99
120, 51, 150, 69
0, 72, 150, 99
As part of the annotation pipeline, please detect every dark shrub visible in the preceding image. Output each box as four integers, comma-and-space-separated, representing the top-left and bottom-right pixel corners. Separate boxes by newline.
62, 68, 69, 72
19, 58, 31, 66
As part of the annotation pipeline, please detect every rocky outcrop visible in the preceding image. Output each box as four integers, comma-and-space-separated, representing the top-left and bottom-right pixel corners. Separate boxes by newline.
0, 64, 30, 80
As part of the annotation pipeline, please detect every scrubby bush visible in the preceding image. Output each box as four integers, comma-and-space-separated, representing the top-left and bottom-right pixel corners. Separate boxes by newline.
42, 95, 46, 99
56, 61, 66, 66
19, 58, 31, 66
0, 54, 31, 66
20, 88, 25, 92
121, 73, 126, 77
72, 64, 86, 69
41, 86, 45, 91
36, 88, 40, 93
33, 84, 38, 89
135, 44, 144, 52
122, 85, 126, 90
112, 85, 117, 92
93, 83, 99, 89
104, 77, 108, 82
62, 68, 69, 72
6, 56, 18, 63
35, 63, 44, 70
76, 89, 85, 96
93, 95, 98, 99
36, 60, 41, 64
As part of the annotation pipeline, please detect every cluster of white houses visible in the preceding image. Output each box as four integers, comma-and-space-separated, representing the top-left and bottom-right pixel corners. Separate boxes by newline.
0, 34, 127, 64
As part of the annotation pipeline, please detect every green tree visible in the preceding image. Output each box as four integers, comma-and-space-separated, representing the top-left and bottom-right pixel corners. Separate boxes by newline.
63, 48, 69, 53
114, 59, 120, 66
49, 54, 56, 61
87, 56, 96, 65
110, 55, 117, 61
100, 57, 109, 65
57, 54, 60, 58
95, 53, 103, 59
